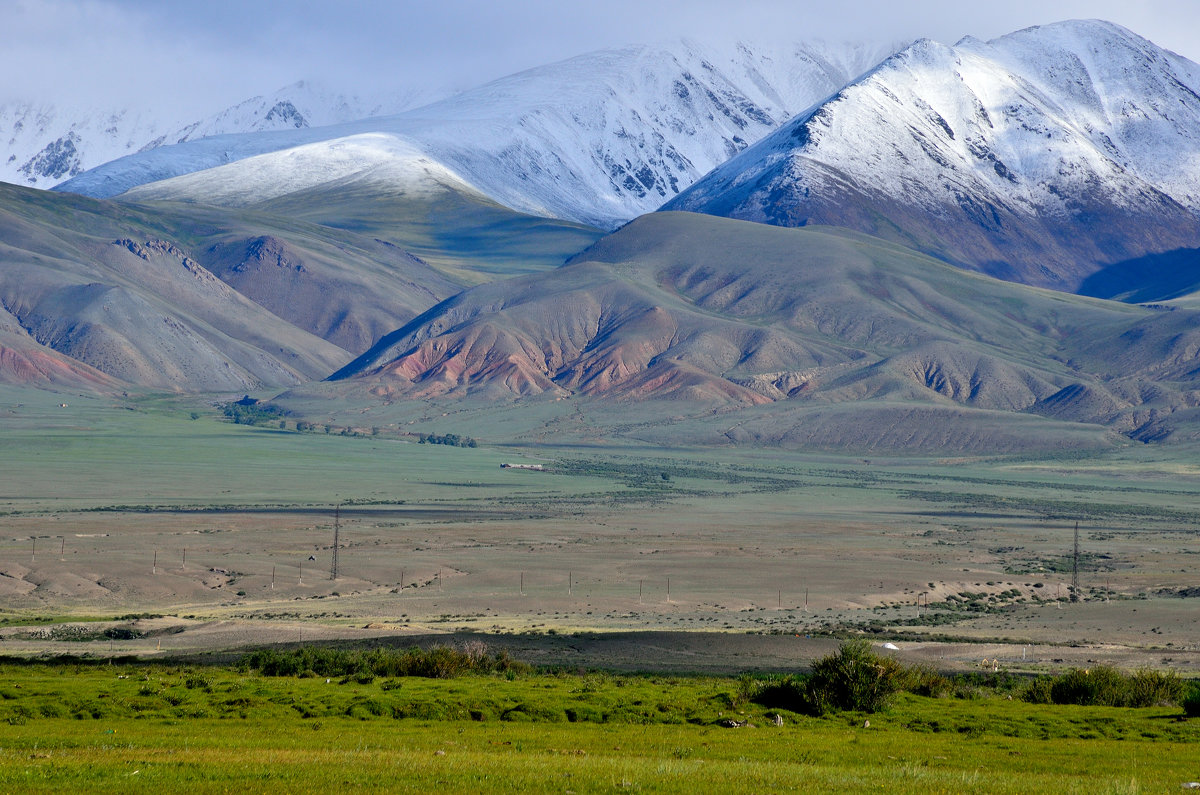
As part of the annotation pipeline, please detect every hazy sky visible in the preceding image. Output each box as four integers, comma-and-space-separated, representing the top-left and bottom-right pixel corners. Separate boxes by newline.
4, 0, 1200, 113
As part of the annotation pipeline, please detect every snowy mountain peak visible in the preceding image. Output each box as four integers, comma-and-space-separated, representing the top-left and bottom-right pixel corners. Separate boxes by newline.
55, 38, 899, 228
122, 133, 489, 208
0, 80, 450, 189
665, 19, 1200, 290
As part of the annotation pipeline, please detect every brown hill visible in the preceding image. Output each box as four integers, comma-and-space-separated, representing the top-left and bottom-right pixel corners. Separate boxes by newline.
0, 182, 597, 392
320, 212, 1200, 451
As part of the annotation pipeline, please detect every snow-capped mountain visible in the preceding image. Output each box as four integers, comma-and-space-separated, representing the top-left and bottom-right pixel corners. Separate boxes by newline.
0, 102, 179, 187
665, 20, 1200, 291
58, 39, 897, 228
0, 81, 447, 189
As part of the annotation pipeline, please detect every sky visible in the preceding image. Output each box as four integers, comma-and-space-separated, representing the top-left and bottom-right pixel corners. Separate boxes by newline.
4, 0, 1200, 114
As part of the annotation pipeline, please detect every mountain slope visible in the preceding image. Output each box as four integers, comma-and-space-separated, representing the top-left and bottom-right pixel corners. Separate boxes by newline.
665, 20, 1200, 293
312, 212, 1200, 451
0, 183, 483, 391
0, 186, 349, 391
57, 40, 895, 228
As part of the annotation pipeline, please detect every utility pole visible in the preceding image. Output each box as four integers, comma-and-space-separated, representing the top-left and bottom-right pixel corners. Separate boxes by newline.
330, 504, 340, 580
1071, 521, 1080, 603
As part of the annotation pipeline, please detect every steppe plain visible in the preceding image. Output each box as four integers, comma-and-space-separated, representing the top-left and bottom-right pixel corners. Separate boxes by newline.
3, 384, 1198, 675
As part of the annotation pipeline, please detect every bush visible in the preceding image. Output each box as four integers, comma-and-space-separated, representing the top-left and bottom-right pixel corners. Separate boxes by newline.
899, 664, 951, 699
1125, 668, 1184, 707
1050, 666, 1128, 706
1022, 676, 1055, 704
416, 432, 477, 448
1182, 684, 1200, 718
220, 400, 286, 426
1023, 666, 1186, 708
749, 674, 810, 714
807, 640, 904, 714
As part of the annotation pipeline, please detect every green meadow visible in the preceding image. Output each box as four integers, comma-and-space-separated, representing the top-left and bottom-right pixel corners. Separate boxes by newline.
0, 656, 1197, 793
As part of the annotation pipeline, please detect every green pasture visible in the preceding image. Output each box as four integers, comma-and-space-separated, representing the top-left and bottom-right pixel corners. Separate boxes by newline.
0, 660, 1196, 793
6, 384, 1200, 518
0, 388, 618, 511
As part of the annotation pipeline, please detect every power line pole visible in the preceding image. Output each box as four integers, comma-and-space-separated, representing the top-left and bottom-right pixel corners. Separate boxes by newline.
1071, 521, 1080, 603
330, 504, 340, 580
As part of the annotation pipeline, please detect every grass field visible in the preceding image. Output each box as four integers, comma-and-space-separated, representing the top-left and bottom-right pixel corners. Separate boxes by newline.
0, 658, 1196, 793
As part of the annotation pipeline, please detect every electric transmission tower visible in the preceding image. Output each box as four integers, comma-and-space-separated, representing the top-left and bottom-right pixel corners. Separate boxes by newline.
1070, 520, 1080, 602
330, 504, 341, 580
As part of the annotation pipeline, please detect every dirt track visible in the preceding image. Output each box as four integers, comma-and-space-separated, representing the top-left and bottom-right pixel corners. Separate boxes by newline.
4, 618, 1197, 676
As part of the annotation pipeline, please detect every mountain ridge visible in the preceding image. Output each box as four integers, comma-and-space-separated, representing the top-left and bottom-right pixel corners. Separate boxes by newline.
314, 211, 1200, 451
1, 80, 448, 190
55, 39, 897, 228
665, 20, 1200, 292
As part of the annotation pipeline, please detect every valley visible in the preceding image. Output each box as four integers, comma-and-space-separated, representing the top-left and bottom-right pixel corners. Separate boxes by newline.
2, 17, 1200, 678
10, 9, 1200, 792
1, 387, 1198, 673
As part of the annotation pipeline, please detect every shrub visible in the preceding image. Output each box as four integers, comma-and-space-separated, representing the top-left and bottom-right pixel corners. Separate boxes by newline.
749, 674, 810, 714
733, 673, 764, 708
1182, 684, 1200, 718
1050, 666, 1127, 706
220, 401, 286, 426
807, 640, 904, 714
1126, 668, 1184, 707
899, 664, 951, 698
1024, 667, 1188, 708
416, 432, 478, 448
1022, 676, 1055, 704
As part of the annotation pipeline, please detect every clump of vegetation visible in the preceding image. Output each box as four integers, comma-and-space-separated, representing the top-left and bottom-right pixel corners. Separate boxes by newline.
416, 432, 477, 448
1023, 666, 1184, 707
749, 640, 906, 716
806, 639, 905, 714
745, 641, 1193, 717
898, 663, 952, 698
240, 644, 526, 679
1183, 683, 1200, 718
220, 399, 286, 427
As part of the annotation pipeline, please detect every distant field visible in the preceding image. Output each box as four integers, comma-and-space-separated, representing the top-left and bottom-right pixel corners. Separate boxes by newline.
2, 385, 1200, 663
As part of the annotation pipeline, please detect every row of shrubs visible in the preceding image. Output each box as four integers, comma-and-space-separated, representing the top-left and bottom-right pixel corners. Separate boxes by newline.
240, 644, 529, 680
220, 401, 286, 426
1025, 665, 1195, 709
743, 640, 1200, 716
240, 640, 1200, 717
416, 432, 478, 448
